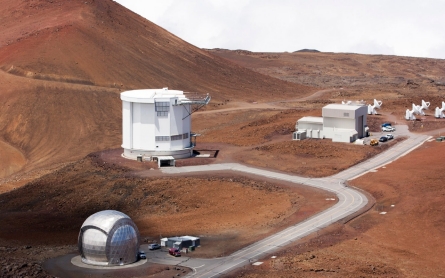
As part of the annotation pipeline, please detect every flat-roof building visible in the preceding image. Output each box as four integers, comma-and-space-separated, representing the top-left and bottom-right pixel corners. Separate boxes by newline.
160, 236, 200, 249
294, 102, 367, 143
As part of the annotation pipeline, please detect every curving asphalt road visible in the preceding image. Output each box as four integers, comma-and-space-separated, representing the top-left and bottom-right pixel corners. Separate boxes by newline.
43, 127, 430, 277
155, 130, 431, 278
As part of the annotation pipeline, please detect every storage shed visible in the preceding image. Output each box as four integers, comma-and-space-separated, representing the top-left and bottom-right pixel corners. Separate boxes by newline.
121, 88, 210, 160
161, 236, 200, 249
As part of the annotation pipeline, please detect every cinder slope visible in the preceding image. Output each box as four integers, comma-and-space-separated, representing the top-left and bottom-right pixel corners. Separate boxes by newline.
0, 0, 314, 176
208, 48, 445, 89
0, 0, 313, 98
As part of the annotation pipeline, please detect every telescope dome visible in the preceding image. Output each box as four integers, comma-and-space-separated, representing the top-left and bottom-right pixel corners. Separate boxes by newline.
78, 210, 140, 266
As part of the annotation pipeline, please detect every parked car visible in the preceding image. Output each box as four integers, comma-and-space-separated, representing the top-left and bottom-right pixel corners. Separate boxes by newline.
381, 122, 392, 127
370, 139, 379, 146
168, 248, 181, 257
386, 134, 394, 140
148, 243, 161, 250
382, 126, 395, 132
138, 251, 146, 259
379, 136, 388, 142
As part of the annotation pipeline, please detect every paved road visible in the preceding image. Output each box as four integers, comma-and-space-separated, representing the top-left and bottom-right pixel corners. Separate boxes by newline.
156, 131, 430, 278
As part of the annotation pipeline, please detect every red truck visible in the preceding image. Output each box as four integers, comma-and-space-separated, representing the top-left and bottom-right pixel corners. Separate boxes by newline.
168, 248, 181, 257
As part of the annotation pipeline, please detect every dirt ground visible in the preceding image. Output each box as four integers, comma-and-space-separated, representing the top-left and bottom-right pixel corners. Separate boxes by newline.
2, 1, 445, 277
210, 49, 445, 132
229, 140, 445, 278
191, 108, 403, 177
0, 149, 335, 277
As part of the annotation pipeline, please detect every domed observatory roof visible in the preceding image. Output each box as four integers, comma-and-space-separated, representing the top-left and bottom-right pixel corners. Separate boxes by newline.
78, 210, 140, 266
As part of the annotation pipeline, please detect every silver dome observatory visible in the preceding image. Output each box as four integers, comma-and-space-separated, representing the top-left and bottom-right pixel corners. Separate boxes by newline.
78, 210, 140, 266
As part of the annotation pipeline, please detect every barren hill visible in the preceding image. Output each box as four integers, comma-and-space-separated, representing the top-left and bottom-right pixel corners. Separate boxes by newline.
209, 49, 445, 132
208, 48, 445, 89
0, 0, 313, 96
2, 2, 445, 277
0, 0, 314, 177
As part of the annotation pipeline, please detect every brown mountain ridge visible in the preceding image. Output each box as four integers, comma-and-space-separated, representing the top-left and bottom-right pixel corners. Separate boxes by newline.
2, 1, 445, 277
0, 0, 314, 176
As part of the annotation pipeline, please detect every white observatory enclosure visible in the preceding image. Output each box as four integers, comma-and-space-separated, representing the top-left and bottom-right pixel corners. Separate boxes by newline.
121, 88, 210, 160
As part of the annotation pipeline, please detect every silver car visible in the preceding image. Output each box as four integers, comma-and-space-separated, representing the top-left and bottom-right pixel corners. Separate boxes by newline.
148, 243, 161, 250
382, 126, 395, 132
138, 251, 146, 259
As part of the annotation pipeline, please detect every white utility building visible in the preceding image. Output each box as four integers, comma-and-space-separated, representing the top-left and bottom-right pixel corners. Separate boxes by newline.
294, 103, 367, 143
121, 88, 210, 161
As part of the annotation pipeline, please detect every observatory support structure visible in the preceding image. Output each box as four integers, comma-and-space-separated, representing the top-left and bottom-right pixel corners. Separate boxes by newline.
405, 100, 430, 120
435, 101, 445, 118
368, 99, 382, 115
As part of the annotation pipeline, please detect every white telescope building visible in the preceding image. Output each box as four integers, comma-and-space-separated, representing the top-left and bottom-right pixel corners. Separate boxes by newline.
121, 88, 210, 162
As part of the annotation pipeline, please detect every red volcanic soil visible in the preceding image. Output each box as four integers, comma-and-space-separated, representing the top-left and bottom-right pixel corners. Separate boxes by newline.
231, 140, 445, 278
2, 1, 445, 278
192, 108, 404, 177
0, 149, 335, 277
0, 0, 313, 100
209, 49, 445, 132
0, 0, 315, 178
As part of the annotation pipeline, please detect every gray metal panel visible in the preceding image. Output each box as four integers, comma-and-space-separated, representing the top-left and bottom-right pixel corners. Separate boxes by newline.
194, 238, 200, 246
107, 220, 139, 265
357, 115, 364, 137
82, 210, 129, 234
78, 210, 140, 266
81, 229, 108, 263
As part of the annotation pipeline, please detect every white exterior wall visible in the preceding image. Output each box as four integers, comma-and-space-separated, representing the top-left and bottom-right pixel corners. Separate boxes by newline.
322, 105, 367, 140
297, 122, 323, 139
323, 117, 355, 129
134, 103, 155, 150
155, 98, 171, 151
121, 88, 200, 159
331, 131, 355, 143
122, 101, 132, 149
131, 103, 142, 149
182, 104, 191, 146
322, 117, 355, 139
169, 102, 191, 150
297, 122, 323, 132
146, 104, 156, 148
323, 109, 354, 119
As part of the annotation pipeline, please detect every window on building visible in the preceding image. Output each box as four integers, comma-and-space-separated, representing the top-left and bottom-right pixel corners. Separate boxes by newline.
343, 112, 349, 117
182, 133, 189, 139
155, 136, 170, 141
155, 102, 170, 112
157, 111, 168, 117
171, 135, 182, 141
